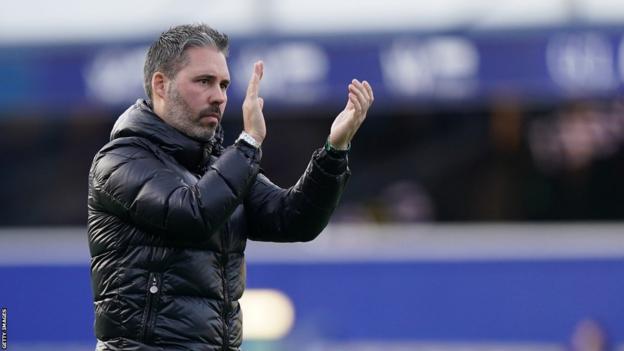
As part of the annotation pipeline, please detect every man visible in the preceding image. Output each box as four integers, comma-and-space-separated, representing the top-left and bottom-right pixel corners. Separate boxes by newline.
88, 24, 373, 350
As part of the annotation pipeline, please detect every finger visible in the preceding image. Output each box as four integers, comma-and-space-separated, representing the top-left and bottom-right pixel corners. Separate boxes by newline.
350, 80, 368, 104
258, 97, 264, 110
256, 61, 264, 79
344, 84, 355, 109
363, 80, 374, 102
349, 92, 362, 114
353, 79, 370, 102
344, 96, 353, 110
349, 82, 368, 111
246, 61, 264, 98
358, 82, 371, 103
350, 84, 369, 124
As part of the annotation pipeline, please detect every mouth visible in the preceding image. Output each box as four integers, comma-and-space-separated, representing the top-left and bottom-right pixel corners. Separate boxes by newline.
201, 113, 221, 123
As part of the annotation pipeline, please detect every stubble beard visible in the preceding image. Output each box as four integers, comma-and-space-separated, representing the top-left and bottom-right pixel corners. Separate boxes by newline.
164, 85, 217, 143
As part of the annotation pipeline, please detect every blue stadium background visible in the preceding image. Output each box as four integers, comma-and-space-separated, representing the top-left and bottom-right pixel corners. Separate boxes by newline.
2, 1, 624, 350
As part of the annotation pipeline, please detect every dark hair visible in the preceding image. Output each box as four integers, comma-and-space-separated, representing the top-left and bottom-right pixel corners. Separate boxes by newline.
143, 23, 229, 99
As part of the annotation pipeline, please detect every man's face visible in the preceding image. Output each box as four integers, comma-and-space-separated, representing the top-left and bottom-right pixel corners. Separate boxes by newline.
162, 46, 230, 142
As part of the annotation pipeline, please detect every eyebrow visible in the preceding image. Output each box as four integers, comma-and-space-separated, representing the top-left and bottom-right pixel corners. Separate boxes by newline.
195, 74, 230, 86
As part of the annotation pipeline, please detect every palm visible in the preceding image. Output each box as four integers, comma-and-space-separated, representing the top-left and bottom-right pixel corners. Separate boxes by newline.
328, 80, 373, 149
242, 61, 266, 143
330, 101, 357, 144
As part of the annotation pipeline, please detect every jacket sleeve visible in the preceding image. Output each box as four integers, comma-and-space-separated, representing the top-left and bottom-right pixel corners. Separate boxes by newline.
89, 137, 260, 239
245, 147, 350, 242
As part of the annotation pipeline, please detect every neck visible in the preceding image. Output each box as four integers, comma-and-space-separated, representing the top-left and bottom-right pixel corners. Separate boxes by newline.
152, 98, 166, 121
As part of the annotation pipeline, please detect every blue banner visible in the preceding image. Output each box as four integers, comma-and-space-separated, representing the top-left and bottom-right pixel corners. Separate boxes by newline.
2, 26, 624, 114
1, 259, 623, 346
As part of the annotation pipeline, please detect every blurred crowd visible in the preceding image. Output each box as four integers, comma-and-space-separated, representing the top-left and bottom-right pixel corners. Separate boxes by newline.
2, 96, 624, 225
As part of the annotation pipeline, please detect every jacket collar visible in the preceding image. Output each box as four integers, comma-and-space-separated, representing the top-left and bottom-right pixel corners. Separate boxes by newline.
110, 99, 220, 171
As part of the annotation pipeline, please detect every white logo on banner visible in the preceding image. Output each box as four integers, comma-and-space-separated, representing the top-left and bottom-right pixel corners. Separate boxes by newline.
84, 46, 148, 104
380, 37, 479, 98
234, 42, 329, 104
546, 32, 616, 93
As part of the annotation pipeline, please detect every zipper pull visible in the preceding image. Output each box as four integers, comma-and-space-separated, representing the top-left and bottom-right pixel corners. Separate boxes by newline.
149, 275, 159, 294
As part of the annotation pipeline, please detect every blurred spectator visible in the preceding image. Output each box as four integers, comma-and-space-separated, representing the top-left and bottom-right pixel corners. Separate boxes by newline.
377, 180, 434, 222
528, 100, 624, 174
568, 318, 611, 351
332, 180, 434, 223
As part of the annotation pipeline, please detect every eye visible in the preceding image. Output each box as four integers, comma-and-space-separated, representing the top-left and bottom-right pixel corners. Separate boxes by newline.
220, 82, 229, 90
199, 78, 210, 85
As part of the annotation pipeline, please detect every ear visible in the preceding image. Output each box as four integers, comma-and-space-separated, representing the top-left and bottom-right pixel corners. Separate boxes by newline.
151, 72, 167, 100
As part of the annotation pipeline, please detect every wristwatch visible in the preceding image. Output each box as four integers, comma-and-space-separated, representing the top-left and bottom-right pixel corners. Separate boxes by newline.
236, 131, 261, 149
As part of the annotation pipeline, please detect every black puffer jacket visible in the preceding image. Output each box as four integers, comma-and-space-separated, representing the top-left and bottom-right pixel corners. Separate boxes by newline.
88, 100, 349, 350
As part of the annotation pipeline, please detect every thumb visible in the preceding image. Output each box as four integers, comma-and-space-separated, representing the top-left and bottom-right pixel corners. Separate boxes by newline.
345, 94, 354, 110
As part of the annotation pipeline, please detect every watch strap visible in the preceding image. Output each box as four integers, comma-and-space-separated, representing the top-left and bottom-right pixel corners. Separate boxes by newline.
236, 131, 261, 149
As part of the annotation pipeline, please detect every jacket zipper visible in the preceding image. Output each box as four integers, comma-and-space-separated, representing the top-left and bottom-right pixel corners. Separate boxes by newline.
140, 272, 161, 343
200, 145, 212, 173
221, 222, 231, 351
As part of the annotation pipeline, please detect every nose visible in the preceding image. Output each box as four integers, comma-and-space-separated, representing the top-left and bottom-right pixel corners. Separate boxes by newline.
210, 86, 226, 105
